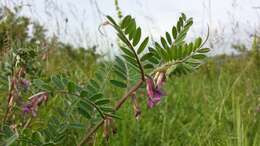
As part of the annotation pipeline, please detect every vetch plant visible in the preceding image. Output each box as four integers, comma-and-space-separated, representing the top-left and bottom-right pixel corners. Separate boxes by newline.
77, 13, 210, 145
0, 12, 210, 146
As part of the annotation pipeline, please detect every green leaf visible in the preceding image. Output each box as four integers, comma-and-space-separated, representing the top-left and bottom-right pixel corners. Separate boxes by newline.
177, 17, 183, 32
143, 63, 154, 69
115, 56, 127, 71
86, 84, 97, 94
133, 27, 141, 46
183, 63, 194, 72
122, 54, 136, 63
148, 56, 160, 64
187, 42, 193, 54
117, 33, 129, 46
129, 30, 136, 41
68, 123, 85, 129
79, 100, 92, 111
126, 61, 140, 72
181, 13, 187, 21
172, 26, 177, 39
171, 46, 178, 60
80, 90, 88, 97
178, 23, 190, 38
186, 18, 193, 25
90, 79, 100, 89
78, 107, 91, 119
95, 72, 103, 81
194, 37, 202, 49
81, 97, 105, 118
166, 32, 172, 45
155, 42, 168, 60
197, 48, 210, 53
181, 44, 189, 58
185, 18, 193, 28
186, 58, 202, 65
95, 99, 110, 105
125, 19, 136, 37
140, 53, 154, 61
114, 69, 127, 80
33, 79, 52, 91
89, 93, 103, 101
110, 80, 127, 88
137, 37, 149, 54
179, 17, 184, 26
148, 47, 160, 59
106, 15, 117, 26
114, 64, 126, 75
175, 32, 187, 44
67, 82, 76, 93
120, 46, 135, 58
176, 46, 182, 59
192, 54, 206, 59
161, 37, 169, 49
100, 106, 114, 113
51, 76, 64, 89
122, 55, 139, 69
121, 15, 131, 28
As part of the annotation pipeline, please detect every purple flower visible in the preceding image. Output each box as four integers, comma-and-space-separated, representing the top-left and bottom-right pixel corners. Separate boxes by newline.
147, 89, 164, 108
146, 76, 165, 108
23, 92, 48, 117
23, 105, 31, 113
20, 79, 30, 90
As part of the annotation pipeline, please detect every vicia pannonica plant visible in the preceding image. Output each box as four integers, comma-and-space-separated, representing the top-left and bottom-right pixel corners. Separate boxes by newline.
1, 13, 210, 146
77, 13, 210, 145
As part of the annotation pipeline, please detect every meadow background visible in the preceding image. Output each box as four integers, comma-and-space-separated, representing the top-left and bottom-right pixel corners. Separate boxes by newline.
0, 0, 260, 146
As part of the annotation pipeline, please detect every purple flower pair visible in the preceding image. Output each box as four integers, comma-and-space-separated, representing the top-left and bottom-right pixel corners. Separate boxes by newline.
146, 72, 166, 108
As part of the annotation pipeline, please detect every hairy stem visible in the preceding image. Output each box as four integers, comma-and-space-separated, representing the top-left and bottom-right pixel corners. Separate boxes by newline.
77, 79, 143, 146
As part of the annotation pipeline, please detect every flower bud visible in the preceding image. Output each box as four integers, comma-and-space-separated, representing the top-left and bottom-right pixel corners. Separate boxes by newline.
131, 94, 141, 120
156, 72, 165, 89
103, 118, 111, 141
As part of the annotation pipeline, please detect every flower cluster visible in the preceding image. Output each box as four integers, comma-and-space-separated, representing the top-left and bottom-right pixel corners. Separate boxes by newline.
23, 92, 48, 117
146, 72, 166, 108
